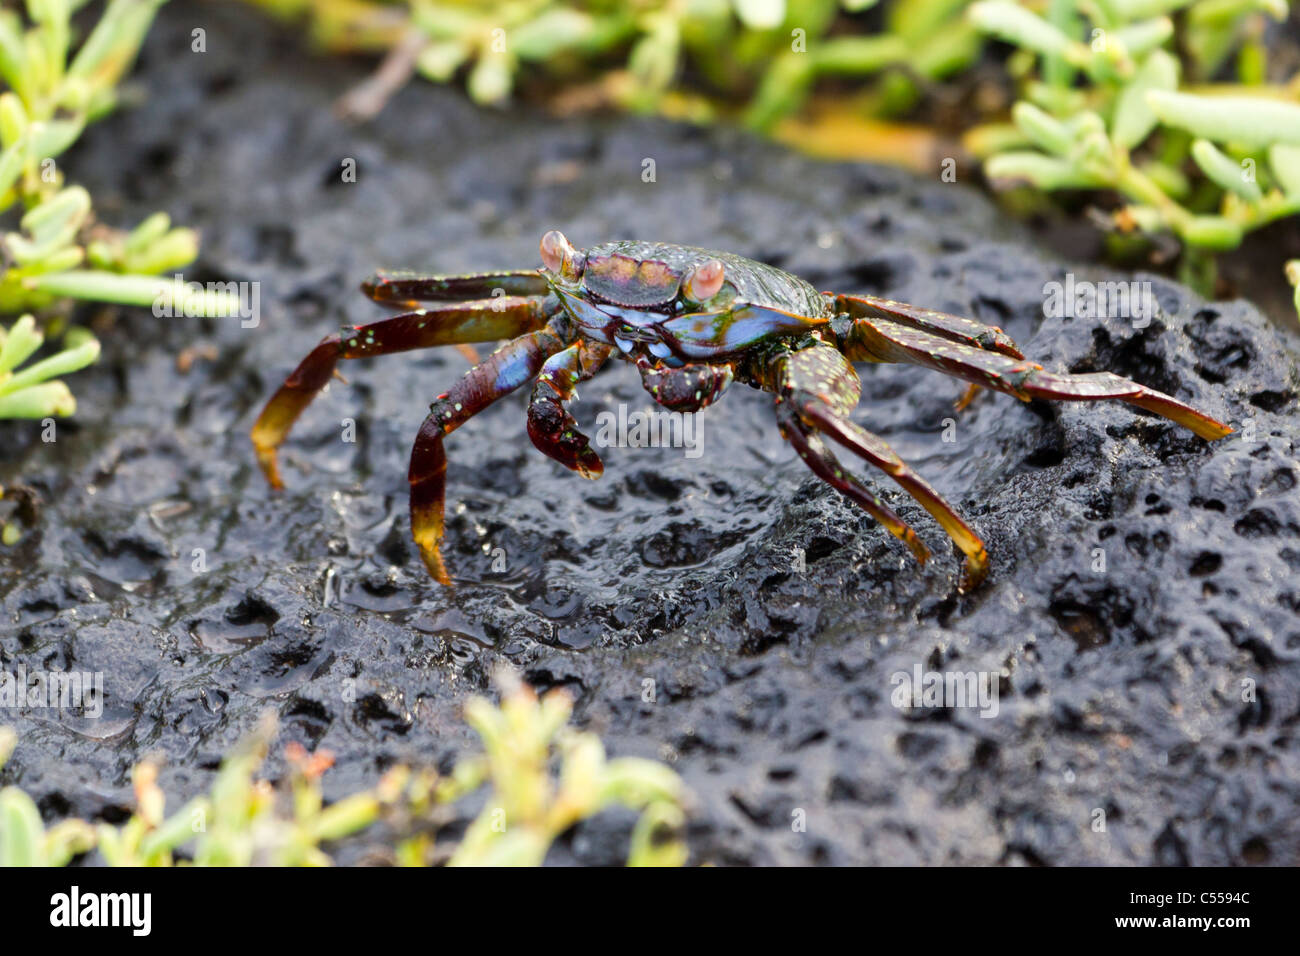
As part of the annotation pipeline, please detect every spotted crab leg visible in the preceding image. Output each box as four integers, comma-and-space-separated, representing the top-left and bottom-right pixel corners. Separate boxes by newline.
839, 314, 1233, 440
409, 324, 569, 585
769, 344, 989, 590
775, 400, 931, 569
250, 297, 549, 488
362, 270, 549, 306
834, 293, 1025, 358
527, 340, 612, 478
835, 292, 1024, 412
362, 272, 551, 365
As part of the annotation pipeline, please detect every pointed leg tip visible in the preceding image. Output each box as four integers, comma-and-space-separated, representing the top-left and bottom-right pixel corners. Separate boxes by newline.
252, 442, 286, 489
958, 550, 990, 593
954, 384, 981, 412
419, 547, 453, 588
410, 501, 450, 585
411, 513, 453, 587
1204, 420, 1234, 441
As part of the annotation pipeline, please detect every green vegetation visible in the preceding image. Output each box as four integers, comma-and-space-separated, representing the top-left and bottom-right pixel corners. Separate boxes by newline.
0, 0, 238, 421
252, 1, 987, 128
0, 674, 689, 866
0, 313, 98, 419
968, 0, 1299, 292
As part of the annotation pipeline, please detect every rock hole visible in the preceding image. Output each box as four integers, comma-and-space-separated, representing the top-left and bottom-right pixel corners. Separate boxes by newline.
1248, 389, 1293, 413
1049, 599, 1111, 651
847, 258, 897, 294
1241, 836, 1270, 864
1234, 508, 1281, 538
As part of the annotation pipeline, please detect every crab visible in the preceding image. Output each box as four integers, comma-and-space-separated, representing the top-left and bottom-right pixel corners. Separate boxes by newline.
250, 231, 1231, 591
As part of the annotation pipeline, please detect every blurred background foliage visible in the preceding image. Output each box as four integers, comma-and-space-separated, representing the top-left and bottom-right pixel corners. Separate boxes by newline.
249, 0, 1300, 313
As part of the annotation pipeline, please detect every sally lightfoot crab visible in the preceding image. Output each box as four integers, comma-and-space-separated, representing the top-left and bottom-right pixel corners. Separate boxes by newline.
251, 231, 1231, 591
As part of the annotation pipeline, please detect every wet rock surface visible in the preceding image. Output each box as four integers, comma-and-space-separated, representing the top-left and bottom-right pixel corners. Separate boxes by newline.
2, 4, 1298, 865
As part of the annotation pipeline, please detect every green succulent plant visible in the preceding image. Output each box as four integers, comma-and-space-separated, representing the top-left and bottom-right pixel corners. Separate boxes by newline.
447, 669, 687, 866
968, 0, 1298, 293
0, 0, 242, 420
0, 674, 689, 867
0, 313, 98, 418
251, 0, 985, 131
92, 714, 384, 866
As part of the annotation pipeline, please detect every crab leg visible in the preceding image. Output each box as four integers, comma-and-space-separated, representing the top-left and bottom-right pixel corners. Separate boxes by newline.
836, 293, 1024, 412
527, 341, 612, 478
409, 325, 568, 585
251, 297, 549, 488
362, 270, 549, 307
834, 293, 1024, 358
771, 344, 989, 590
841, 315, 1232, 440
775, 400, 931, 568
800, 403, 989, 590
362, 271, 547, 366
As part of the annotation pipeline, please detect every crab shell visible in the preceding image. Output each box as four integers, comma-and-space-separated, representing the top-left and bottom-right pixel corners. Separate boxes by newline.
543, 237, 831, 319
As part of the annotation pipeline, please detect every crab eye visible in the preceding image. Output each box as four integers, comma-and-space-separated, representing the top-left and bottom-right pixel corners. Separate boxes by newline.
540, 230, 573, 274
685, 258, 725, 302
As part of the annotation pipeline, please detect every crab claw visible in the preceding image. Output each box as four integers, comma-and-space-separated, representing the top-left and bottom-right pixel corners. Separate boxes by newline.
527, 398, 604, 479
527, 342, 611, 479
639, 360, 734, 412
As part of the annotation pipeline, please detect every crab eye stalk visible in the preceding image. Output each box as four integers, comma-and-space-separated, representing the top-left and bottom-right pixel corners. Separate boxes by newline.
685, 258, 726, 302
540, 230, 576, 275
